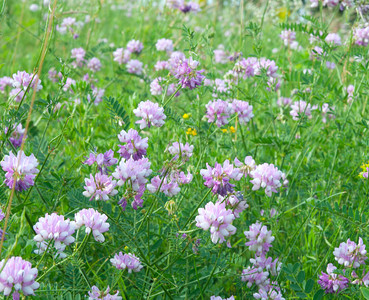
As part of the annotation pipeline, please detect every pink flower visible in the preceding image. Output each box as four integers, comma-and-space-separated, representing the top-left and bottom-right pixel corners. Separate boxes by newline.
333, 238, 367, 268
0, 151, 39, 191
111, 252, 143, 273
280, 30, 296, 46
73, 208, 110, 242
167, 142, 194, 161
87, 57, 102, 72
0, 257, 39, 299
4, 123, 26, 148
250, 163, 287, 197
290, 100, 315, 121
173, 58, 205, 90
126, 40, 143, 54
232, 99, 254, 125
205, 99, 233, 128
195, 201, 236, 244
156, 38, 173, 52
88, 286, 122, 300
133, 100, 166, 129
117, 129, 148, 160
244, 222, 275, 255
200, 160, 242, 196
71, 48, 86, 67
83, 173, 118, 201
33, 213, 76, 258
318, 263, 349, 293
113, 48, 131, 65
126, 59, 143, 75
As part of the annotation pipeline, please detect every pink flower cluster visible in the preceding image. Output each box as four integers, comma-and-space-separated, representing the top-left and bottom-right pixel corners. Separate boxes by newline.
74, 208, 110, 242
110, 252, 143, 273
0, 150, 39, 192
354, 25, 369, 47
88, 286, 122, 300
156, 38, 173, 52
0, 257, 40, 299
167, 0, 200, 13
318, 263, 349, 294
133, 100, 166, 129
195, 201, 236, 245
118, 129, 148, 160
279, 29, 296, 47
4, 123, 26, 148
173, 58, 205, 90
333, 238, 367, 268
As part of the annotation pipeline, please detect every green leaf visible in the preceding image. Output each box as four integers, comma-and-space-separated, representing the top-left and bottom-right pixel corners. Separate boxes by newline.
313, 289, 324, 300
361, 287, 369, 299
305, 278, 315, 293
297, 270, 305, 283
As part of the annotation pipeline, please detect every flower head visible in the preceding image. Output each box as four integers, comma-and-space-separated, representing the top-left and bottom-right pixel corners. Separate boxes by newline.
33, 213, 76, 258
88, 286, 122, 300
74, 208, 110, 242
173, 58, 204, 90
111, 252, 143, 273
244, 222, 275, 255
156, 38, 173, 52
118, 129, 148, 160
83, 173, 118, 201
205, 99, 233, 128
126, 40, 143, 54
232, 99, 254, 125
318, 263, 349, 294
250, 163, 286, 197
113, 48, 131, 65
133, 100, 166, 129
333, 238, 367, 268
0, 257, 39, 299
1, 151, 39, 191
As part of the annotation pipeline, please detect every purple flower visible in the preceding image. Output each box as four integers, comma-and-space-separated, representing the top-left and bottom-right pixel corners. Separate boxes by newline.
232, 99, 254, 125
126, 40, 143, 54
250, 163, 287, 197
156, 38, 173, 52
325, 33, 342, 46
234, 156, 256, 178
154, 60, 170, 71
254, 288, 285, 300
150, 77, 164, 96
133, 100, 166, 129
290, 100, 315, 121
71, 48, 86, 67
241, 266, 269, 288
113, 48, 131, 65
117, 129, 148, 160
352, 269, 369, 286
0, 209, 4, 222
147, 171, 192, 197
210, 296, 235, 300
0, 76, 13, 92
277, 97, 292, 107
88, 286, 122, 300
244, 222, 275, 255
126, 59, 143, 75
12, 71, 42, 91
0, 257, 39, 299
112, 157, 152, 190
48, 68, 62, 83
318, 263, 349, 294
84, 149, 118, 173
321, 103, 335, 123
73, 208, 110, 242
167, 142, 194, 161
83, 173, 118, 201
9, 88, 25, 102
87, 57, 102, 72
205, 99, 233, 128
62, 77, 76, 92
347, 84, 355, 104
195, 201, 236, 244
354, 25, 369, 47
111, 252, 143, 273
280, 30, 296, 47
4, 123, 26, 148
173, 58, 205, 90
333, 238, 367, 268
200, 160, 242, 196
213, 45, 229, 64
33, 213, 76, 258
0, 151, 39, 192
218, 192, 248, 218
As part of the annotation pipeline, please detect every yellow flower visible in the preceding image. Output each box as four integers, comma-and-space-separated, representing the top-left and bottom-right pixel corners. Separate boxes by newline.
359, 161, 369, 178
124, 246, 129, 251
276, 7, 291, 21
183, 113, 191, 119
221, 129, 228, 133
229, 126, 236, 133
186, 128, 197, 136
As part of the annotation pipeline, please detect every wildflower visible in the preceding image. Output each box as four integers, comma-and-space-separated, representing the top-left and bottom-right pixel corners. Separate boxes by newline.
73, 208, 110, 242
0, 151, 39, 191
133, 100, 166, 129
156, 38, 173, 52
244, 222, 275, 254
321, 103, 335, 123
71, 47, 86, 67
112, 157, 152, 191
154, 60, 170, 71
88, 286, 122, 300
182, 113, 191, 119
173, 58, 205, 90
87, 57, 102, 72
210, 296, 235, 300
167, 142, 194, 161
277, 97, 292, 107
83, 173, 118, 201
354, 25, 369, 47
117, 129, 148, 160
347, 85, 355, 104
9, 88, 25, 102
218, 192, 248, 218
33, 213, 76, 258
360, 162, 369, 178
186, 128, 197, 136
200, 160, 242, 196
280, 29, 296, 47
126, 40, 143, 54
113, 48, 131, 65
205, 99, 233, 128
232, 99, 254, 125
318, 263, 349, 293
229, 126, 236, 133
213, 45, 229, 64
333, 238, 367, 268
4, 123, 26, 148
111, 252, 143, 273
84, 149, 118, 173
126, 59, 143, 75
195, 201, 236, 244
12, 71, 42, 91
0, 76, 13, 91
325, 33, 342, 46
289, 100, 315, 121
254, 288, 285, 300
234, 156, 256, 179
0, 257, 39, 299
62, 78, 76, 92
147, 172, 191, 197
